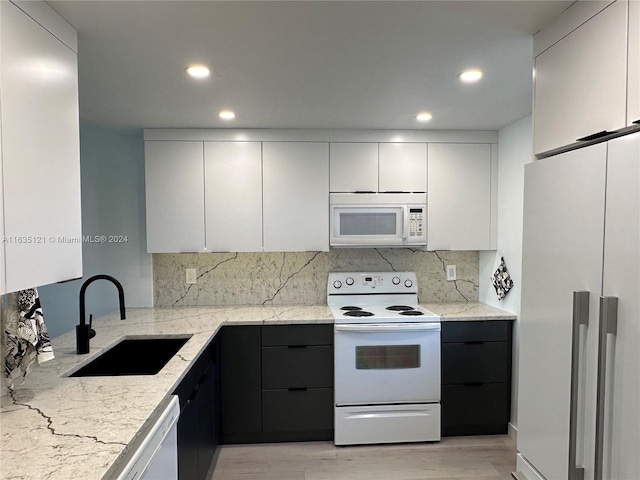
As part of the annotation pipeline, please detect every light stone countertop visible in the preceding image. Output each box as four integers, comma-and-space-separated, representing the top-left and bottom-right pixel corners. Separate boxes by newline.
0, 302, 514, 480
421, 302, 517, 321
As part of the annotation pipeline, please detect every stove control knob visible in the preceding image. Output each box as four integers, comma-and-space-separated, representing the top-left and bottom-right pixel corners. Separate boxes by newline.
392, 276, 401, 285
404, 279, 413, 288
345, 277, 354, 286
333, 280, 342, 289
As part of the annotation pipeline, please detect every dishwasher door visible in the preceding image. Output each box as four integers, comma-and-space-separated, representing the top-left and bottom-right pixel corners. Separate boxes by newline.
117, 395, 180, 480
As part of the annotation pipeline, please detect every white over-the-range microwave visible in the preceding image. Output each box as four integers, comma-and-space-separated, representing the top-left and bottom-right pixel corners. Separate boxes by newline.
330, 193, 427, 247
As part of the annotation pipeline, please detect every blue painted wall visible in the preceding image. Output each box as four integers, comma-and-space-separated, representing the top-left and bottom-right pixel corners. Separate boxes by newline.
39, 125, 153, 338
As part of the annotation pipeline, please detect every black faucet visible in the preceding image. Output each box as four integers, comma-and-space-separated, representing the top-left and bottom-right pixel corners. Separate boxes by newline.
76, 274, 126, 354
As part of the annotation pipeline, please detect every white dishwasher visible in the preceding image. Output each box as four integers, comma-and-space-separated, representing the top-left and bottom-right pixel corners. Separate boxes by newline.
117, 395, 180, 480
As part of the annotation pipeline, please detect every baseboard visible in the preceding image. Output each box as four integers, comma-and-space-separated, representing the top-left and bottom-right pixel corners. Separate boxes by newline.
508, 422, 517, 442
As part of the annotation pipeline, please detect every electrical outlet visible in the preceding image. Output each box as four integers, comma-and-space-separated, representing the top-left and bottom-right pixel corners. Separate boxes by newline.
446, 265, 457, 281
186, 268, 197, 284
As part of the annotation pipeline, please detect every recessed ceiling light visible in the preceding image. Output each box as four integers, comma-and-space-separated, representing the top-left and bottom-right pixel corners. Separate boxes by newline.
219, 110, 236, 120
416, 112, 433, 122
186, 64, 210, 79
459, 69, 483, 83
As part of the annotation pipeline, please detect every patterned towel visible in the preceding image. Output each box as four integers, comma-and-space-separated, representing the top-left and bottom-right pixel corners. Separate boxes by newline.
491, 257, 514, 301
4, 288, 55, 385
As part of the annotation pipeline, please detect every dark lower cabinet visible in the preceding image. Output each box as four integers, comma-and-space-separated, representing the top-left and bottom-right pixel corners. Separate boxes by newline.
174, 336, 220, 480
220, 324, 334, 444
441, 383, 510, 436
176, 392, 199, 480
220, 326, 262, 443
196, 362, 216, 478
262, 388, 334, 438
441, 320, 513, 436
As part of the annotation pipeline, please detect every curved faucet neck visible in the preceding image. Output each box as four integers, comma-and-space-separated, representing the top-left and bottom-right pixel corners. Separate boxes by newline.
79, 274, 126, 326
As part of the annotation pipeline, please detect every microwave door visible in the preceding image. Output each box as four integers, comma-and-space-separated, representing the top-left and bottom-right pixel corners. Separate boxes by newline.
331, 206, 404, 246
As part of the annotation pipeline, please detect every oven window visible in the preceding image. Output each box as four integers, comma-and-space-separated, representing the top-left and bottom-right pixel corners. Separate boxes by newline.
340, 213, 397, 235
355, 345, 420, 369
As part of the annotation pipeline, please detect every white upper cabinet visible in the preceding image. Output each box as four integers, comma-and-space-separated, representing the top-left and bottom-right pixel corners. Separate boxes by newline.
330, 142, 427, 193
378, 143, 427, 193
629, 0, 640, 125
262, 142, 329, 252
145, 141, 205, 253
1, 1, 82, 293
330, 143, 378, 192
0, 140, 3, 294
533, 1, 628, 154
204, 142, 262, 252
427, 143, 496, 251
143, 130, 496, 254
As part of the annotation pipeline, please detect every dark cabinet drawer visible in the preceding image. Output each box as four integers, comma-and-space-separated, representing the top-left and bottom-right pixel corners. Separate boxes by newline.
262, 324, 333, 346
442, 383, 510, 436
262, 345, 333, 389
262, 388, 334, 433
441, 320, 511, 343
442, 342, 510, 384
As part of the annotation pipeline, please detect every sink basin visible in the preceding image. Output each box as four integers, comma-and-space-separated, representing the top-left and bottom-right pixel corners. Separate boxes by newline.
69, 336, 191, 377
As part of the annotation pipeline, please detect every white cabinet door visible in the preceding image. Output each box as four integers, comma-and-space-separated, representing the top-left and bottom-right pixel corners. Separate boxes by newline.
0, 1, 4, 295
1, 2, 82, 292
329, 143, 378, 192
519, 144, 606, 480
601, 133, 639, 480
628, 0, 640, 125
145, 141, 205, 253
427, 144, 495, 250
263, 142, 329, 251
204, 142, 262, 252
534, 1, 628, 154
378, 143, 427, 193
0, 75, 4, 294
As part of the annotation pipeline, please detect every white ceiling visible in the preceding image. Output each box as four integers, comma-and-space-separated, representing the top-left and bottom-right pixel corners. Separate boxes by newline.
48, 1, 573, 131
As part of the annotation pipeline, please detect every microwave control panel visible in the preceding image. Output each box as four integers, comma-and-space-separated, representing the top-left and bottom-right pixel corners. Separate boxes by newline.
408, 207, 425, 239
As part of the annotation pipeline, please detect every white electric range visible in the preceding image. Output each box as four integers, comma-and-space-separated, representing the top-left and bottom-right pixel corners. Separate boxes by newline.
328, 272, 441, 446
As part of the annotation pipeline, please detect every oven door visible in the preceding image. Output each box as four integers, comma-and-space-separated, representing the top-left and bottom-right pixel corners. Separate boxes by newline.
334, 322, 440, 405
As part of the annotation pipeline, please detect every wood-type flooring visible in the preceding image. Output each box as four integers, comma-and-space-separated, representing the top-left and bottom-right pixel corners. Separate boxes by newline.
210, 435, 516, 480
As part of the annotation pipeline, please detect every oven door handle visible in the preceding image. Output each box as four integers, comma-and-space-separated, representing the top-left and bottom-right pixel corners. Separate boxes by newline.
335, 323, 440, 333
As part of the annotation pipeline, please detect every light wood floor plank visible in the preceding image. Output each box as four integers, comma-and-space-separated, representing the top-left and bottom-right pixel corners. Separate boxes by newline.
210, 436, 516, 480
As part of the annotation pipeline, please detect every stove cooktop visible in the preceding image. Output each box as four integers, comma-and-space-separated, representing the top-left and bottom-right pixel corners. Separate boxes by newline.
328, 304, 440, 324
327, 272, 440, 324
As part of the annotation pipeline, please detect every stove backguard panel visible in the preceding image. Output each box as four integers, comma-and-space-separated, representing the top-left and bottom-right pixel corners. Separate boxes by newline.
153, 249, 478, 307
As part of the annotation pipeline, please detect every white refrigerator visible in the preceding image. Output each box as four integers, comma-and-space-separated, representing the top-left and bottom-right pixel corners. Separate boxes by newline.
517, 131, 639, 480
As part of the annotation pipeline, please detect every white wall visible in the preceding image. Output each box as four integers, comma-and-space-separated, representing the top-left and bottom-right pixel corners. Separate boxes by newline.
479, 115, 532, 435
38, 125, 153, 338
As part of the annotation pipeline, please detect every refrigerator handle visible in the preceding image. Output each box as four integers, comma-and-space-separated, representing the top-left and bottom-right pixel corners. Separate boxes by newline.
594, 296, 618, 480
568, 291, 589, 480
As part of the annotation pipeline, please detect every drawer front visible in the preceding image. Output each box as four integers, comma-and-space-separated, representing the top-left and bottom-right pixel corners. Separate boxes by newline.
441, 320, 511, 343
262, 345, 333, 389
442, 383, 510, 436
262, 388, 334, 433
262, 324, 334, 346
442, 342, 510, 384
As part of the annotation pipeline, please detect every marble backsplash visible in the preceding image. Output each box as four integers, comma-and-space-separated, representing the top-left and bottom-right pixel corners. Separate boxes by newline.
153, 249, 479, 307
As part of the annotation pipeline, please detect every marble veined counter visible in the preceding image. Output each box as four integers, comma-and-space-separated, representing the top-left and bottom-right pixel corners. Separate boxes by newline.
0, 303, 514, 480
422, 302, 517, 321
0, 306, 331, 480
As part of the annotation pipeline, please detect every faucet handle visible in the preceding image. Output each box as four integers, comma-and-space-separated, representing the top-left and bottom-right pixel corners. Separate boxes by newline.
89, 314, 96, 339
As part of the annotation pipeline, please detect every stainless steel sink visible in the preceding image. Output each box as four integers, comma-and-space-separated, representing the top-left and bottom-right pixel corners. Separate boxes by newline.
69, 336, 191, 377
